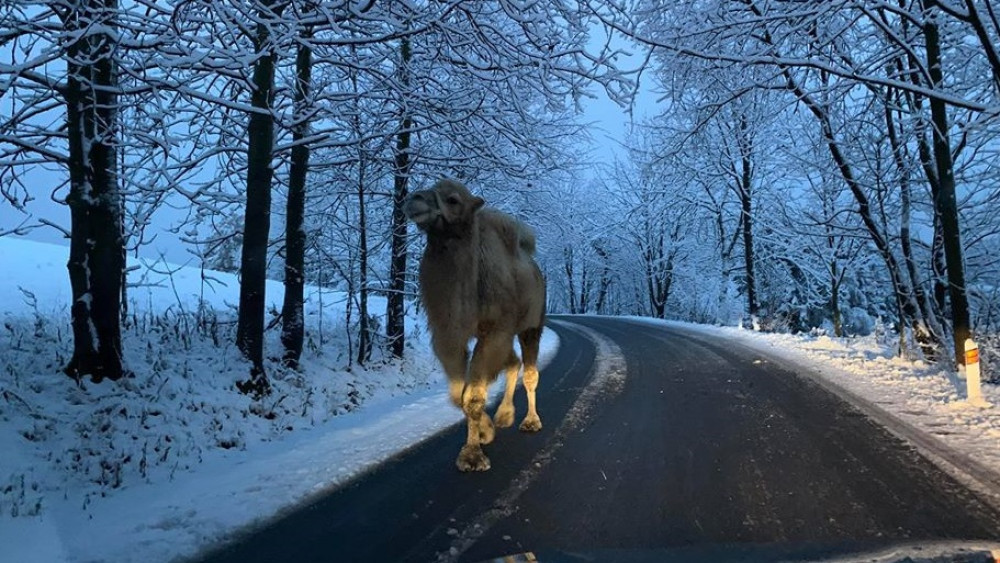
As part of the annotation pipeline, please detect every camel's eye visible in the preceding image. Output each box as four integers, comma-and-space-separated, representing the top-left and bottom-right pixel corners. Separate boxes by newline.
446, 196, 460, 206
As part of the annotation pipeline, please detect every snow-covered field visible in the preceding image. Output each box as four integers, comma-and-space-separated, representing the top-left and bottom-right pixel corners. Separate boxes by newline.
0, 237, 558, 563
626, 317, 1000, 503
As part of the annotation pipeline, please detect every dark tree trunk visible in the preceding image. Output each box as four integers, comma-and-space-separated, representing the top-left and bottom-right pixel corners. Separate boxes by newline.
357, 158, 372, 366
907, 79, 950, 322
593, 243, 612, 314
644, 228, 670, 319
661, 250, 675, 319
237, 3, 279, 396
831, 260, 843, 337
281, 25, 312, 369
564, 246, 578, 313
822, 192, 844, 337
932, 215, 948, 315
63, 0, 126, 383
922, 0, 971, 366
736, 115, 758, 320
386, 37, 412, 359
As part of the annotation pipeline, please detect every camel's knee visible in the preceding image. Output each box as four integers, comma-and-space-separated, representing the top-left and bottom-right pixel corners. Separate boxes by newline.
462, 385, 493, 441
462, 385, 487, 417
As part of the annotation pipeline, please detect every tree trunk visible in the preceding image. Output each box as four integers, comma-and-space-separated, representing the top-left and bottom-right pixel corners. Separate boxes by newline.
386, 36, 413, 359
63, 0, 126, 383
823, 192, 843, 337
831, 260, 842, 337
237, 3, 278, 396
737, 115, 758, 320
922, 0, 971, 367
661, 250, 675, 320
357, 157, 372, 366
564, 246, 578, 313
932, 215, 948, 315
906, 81, 950, 322
644, 230, 669, 319
281, 23, 312, 370
593, 243, 612, 314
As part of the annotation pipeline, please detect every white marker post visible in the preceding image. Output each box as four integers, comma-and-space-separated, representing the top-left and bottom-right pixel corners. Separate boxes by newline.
964, 338, 985, 406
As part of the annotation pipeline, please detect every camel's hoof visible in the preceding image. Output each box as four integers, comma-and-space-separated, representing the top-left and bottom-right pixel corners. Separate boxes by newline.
494, 404, 515, 428
519, 415, 542, 433
479, 414, 495, 445
456, 445, 491, 472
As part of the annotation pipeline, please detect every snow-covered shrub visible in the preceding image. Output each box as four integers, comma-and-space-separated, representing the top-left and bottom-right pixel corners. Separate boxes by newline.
842, 306, 875, 337
976, 331, 1000, 384
0, 238, 441, 519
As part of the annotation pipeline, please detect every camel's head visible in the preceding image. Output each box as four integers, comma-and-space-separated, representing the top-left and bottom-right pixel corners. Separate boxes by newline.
404, 179, 485, 234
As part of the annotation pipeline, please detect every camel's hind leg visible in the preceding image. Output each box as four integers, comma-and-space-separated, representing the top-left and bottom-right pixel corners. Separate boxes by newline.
457, 335, 511, 472
494, 350, 521, 428
518, 327, 543, 432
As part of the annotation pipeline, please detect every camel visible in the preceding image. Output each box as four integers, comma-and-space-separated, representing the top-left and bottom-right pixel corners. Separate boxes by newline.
404, 179, 547, 472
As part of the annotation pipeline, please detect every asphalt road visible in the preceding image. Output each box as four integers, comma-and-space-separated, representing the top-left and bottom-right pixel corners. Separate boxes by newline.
195, 316, 1000, 563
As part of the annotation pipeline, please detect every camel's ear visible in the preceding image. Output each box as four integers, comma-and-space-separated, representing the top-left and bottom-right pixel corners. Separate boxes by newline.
472, 196, 485, 211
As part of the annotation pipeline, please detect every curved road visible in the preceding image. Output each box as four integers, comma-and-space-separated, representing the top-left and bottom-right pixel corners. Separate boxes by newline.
196, 317, 1000, 562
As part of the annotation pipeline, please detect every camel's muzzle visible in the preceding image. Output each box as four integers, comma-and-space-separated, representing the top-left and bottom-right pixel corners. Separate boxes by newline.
404, 190, 441, 229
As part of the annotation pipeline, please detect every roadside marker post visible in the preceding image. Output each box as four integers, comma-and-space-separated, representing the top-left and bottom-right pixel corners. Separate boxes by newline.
964, 338, 986, 406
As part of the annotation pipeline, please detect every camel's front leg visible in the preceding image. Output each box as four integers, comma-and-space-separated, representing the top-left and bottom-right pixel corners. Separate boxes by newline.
494, 351, 521, 428
458, 383, 490, 471
518, 328, 543, 432
519, 364, 542, 432
457, 336, 509, 472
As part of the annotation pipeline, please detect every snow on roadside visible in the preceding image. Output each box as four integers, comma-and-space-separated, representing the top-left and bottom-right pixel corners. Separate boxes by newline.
0, 237, 559, 563
6, 329, 559, 563
626, 317, 1000, 487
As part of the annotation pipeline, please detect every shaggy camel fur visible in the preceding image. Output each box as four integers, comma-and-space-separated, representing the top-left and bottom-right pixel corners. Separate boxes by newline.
404, 179, 546, 472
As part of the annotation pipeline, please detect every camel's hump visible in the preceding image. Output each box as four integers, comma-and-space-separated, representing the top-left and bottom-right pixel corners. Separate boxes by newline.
516, 222, 536, 254
480, 209, 537, 255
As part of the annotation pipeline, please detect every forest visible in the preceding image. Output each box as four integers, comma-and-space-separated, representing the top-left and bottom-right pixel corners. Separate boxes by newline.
3, 0, 1000, 394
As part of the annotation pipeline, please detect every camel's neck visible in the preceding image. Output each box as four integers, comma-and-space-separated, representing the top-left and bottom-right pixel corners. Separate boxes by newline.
420, 226, 480, 319
424, 229, 479, 276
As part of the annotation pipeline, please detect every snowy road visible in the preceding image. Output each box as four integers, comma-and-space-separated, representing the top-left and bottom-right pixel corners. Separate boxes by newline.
195, 317, 1000, 563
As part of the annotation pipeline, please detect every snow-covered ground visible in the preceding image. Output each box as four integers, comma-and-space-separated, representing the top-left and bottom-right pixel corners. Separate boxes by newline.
0, 237, 558, 563
626, 317, 1000, 502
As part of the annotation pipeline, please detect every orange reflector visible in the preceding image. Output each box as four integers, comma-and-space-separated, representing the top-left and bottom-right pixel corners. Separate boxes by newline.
966, 348, 980, 364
